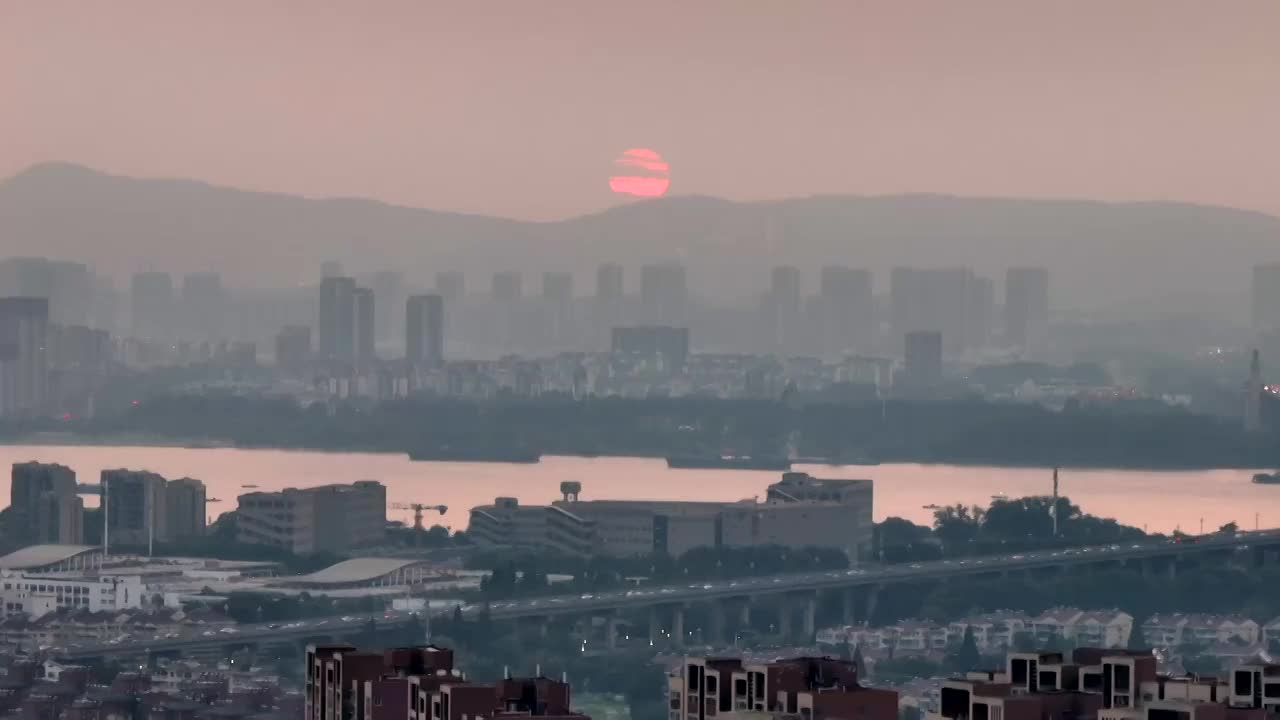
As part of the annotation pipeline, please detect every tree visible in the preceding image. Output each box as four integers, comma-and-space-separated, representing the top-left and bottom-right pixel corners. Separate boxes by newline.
876, 518, 942, 563
1128, 612, 1149, 651
946, 626, 981, 672
933, 505, 984, 550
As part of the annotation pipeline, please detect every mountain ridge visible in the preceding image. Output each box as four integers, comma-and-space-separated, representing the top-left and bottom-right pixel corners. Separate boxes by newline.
1, 162, 1277, 311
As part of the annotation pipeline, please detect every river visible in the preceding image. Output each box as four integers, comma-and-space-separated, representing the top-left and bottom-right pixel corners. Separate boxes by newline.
0, 445, 1271, 534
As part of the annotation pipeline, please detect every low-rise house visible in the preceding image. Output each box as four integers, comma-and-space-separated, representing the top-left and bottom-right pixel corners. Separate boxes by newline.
1143, 614, 1186, 647
1180, 614, 1260, 646
1073, 610, 1133, 648
1031, 607, 1084, 644
949, 611, 1031, 652
1263, 616, 1280, 648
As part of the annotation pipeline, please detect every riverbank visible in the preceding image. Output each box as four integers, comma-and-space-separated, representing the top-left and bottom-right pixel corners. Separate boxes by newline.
0, 445, 1266, 533
2, 431, 1271, 472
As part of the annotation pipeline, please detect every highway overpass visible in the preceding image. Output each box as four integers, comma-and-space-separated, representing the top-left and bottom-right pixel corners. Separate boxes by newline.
54, 529, 1280, 662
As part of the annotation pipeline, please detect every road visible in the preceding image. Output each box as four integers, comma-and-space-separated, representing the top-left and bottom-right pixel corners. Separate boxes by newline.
55, 529, 1280, 661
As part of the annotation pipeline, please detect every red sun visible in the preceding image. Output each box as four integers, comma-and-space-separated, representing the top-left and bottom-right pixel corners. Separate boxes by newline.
610, 148, 670, 197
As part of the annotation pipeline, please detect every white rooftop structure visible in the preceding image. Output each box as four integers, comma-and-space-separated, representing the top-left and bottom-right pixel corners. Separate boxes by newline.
279, 557, 435, 588
0, 545, 103, 572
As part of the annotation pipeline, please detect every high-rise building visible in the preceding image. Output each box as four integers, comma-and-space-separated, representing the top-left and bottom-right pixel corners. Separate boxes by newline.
639, 262, 688, 326
165, 477, 207, 541
1252, 263, 1280, 332
966, 275, 995, 350
406, 294, 445, 368
542, 272, 573, 304
101, 469, 206, 548
1245, 349, 1263, 433
0, 297, 50, 418
492, 272, 523, 303
130, 271, 174, 340
594, 263, 625, 348
0, 258, 94, 327
37, 491, 85, 546
596, 263, 624, 303
902, 330, 943, 389
1004, 267, 1050, 351
318, 276, 357, 364
816, 266, 874, 356
275, 325, 312, 371
179, 272, 226, 342
101, 469, 168, 548
491, 272, 523, 353
10, 462, 82, 545
891, 267, 987, 356
353, 286, 376, 366
763, 265, 802, 350
237, 481, 386, 554
370, 271, 404, 345
542, 272, 574, 346
434, 271, 465, 302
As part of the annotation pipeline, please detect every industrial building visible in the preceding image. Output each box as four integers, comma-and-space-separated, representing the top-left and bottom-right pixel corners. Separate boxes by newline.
236, 480, 387, 555
469, 472, 874, 561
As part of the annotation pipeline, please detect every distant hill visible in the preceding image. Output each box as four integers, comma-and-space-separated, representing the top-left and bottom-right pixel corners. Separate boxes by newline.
1, 162, 1277, 311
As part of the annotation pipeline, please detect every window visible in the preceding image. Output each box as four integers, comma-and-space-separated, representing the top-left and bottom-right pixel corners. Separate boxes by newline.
734, 679, 747, 697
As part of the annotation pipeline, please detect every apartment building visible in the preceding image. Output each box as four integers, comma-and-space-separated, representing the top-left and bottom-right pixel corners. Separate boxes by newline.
668, 655, 897, 720
1142, 614, 1261, 648
9, 462, 83, 545
239, 481, 386, 555
469, 472, 874, 560
933, 648, 1276, 720
306, 643, 589, 720
1032, 608, 1133, 649
101, 469, 207, 547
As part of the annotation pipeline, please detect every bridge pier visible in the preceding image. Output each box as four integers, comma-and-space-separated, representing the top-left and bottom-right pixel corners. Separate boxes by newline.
672, 604, 686, 648
709, 603, 727, 647
865, 585, 882, 625
605, 615, 623, 649
802, 594, 816, 639
840, 587, 856, 625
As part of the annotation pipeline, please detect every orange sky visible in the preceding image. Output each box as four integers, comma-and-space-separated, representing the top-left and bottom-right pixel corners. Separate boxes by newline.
2, 0, 1278, 220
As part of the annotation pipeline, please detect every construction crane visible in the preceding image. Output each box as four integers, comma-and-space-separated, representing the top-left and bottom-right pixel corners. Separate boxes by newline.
389, 503, 448, 532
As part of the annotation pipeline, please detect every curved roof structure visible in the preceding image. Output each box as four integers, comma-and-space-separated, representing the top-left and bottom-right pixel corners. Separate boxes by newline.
287, 557, 425, 586
0, 544, 101, 570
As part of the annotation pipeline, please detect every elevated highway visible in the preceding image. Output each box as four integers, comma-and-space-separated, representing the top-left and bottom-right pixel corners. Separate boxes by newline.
55, 529, 1280, 662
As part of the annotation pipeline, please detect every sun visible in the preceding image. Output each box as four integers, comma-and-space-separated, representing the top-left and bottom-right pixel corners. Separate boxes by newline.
610, 148, 670, 197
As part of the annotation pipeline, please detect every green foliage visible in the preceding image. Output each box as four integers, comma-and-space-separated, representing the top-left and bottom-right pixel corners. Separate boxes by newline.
20, 391, 1280, 468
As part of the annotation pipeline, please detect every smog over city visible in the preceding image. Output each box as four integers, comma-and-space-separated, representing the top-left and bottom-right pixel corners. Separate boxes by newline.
1, 2, 1279, 718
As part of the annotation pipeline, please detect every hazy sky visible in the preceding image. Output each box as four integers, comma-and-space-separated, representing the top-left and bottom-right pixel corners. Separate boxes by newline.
2, 1, 1278, 220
